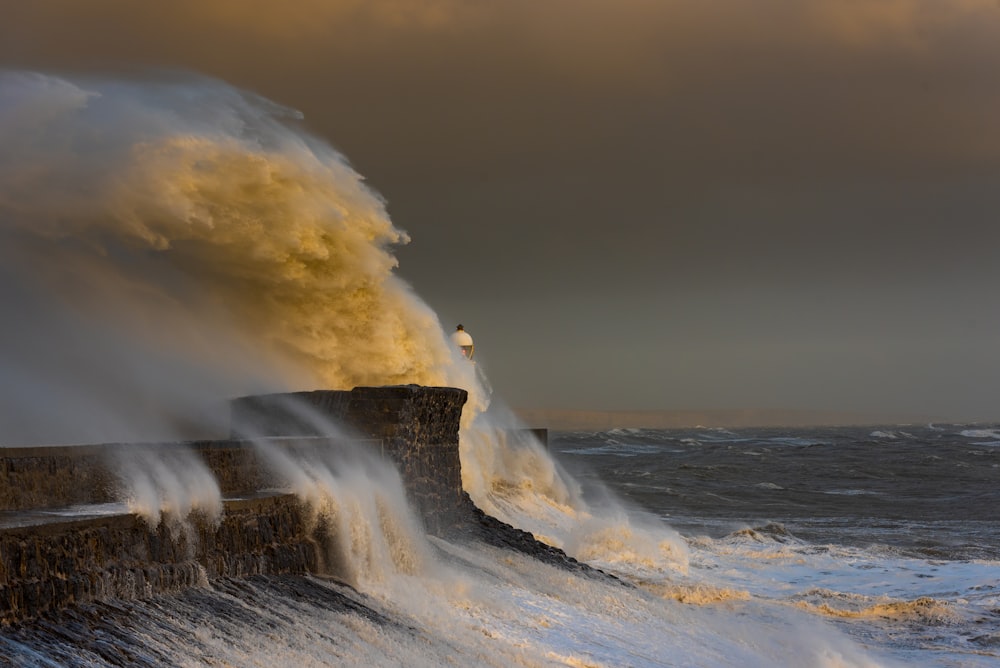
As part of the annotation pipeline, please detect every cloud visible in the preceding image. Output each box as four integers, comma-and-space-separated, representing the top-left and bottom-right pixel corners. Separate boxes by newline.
805, 0, 1000, 48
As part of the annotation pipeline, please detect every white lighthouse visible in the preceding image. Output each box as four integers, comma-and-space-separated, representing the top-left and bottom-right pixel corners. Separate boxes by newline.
450, 324, 474, 360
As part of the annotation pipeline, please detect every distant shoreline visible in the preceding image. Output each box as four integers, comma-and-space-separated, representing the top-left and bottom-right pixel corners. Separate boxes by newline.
512, 408, 959, 430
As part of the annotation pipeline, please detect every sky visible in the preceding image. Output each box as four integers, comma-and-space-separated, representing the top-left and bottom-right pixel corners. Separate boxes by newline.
1, 0, 999, 421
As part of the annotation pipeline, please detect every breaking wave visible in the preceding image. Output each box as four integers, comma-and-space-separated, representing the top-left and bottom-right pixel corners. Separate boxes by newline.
0, 70, 482, 446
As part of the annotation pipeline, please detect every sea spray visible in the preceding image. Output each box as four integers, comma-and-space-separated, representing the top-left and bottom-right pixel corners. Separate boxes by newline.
460, 403, 690, 576
263, 440, 434, 590
0, 70, 563, 560
233, 394, 438, 591
111, 444, 223, 547
0, 66, 656, 576
460, 415, 581, 522
0, 70, 485, 445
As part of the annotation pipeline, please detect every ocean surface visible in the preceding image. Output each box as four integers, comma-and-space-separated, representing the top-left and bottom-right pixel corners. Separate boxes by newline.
549, 424, 1000, 666
4, 423, 998, 667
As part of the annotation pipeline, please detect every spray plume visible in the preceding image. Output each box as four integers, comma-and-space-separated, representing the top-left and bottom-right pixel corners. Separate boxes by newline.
0, 70, 682, 577
112, 443, 224, 544
0, 70, 480, 445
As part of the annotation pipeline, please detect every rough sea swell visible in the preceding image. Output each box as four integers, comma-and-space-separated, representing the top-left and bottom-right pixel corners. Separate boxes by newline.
551, 426, 1000, 665
1, 72, 996, 666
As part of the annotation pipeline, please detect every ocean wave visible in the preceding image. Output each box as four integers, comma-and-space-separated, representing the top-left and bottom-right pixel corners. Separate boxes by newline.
764, 437, 829, 447
606, 427, 644, 437
685, 524, 807, 562
645, 582, 752, 605
868, 430, 915, 440
728, 522, 798, 543
960, 429, 1000, 447
791, 589, 957, 624
822, 489, 882, 497
960, 429, 1000, 439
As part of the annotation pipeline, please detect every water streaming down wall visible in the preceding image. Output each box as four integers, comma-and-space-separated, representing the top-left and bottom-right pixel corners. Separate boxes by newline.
0, 385, 507, 624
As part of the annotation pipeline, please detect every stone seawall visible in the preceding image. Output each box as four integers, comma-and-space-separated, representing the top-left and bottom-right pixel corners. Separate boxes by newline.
1, 386, 469, 520
230, 385, 472, 533
0, 495, 316, 623
0, 444, 118, 511
0, 438, 378, 512
0, 385, 474, 624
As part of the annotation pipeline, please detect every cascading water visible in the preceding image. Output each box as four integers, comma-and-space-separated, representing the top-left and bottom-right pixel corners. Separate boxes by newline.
232, 396, 438, 592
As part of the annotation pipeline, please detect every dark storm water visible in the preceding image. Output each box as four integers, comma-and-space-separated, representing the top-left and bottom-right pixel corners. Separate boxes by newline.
549, 424, 1000, 560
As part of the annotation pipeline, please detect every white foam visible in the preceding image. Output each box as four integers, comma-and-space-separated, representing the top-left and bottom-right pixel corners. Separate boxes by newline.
235, 399, 440, 595
458, 411, 690, 578
113, 444, 223, 533
960, 429, 1000, 441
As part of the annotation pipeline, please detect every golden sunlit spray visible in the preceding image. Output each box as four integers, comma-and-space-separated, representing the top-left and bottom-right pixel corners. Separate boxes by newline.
0, 71, 685, 577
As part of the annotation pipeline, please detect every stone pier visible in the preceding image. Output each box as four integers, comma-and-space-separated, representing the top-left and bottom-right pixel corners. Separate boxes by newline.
0, 385, 475, 624
0, 495, 316, 622
230, 385, 472, 531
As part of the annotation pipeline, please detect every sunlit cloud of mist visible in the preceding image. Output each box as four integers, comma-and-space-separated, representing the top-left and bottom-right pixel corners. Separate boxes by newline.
0, 71, 477, 444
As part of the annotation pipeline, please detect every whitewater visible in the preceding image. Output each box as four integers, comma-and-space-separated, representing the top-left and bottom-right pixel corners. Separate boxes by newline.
1, 72, 996, 667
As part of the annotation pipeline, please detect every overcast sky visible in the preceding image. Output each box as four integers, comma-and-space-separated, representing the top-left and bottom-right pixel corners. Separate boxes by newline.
2, 1, 999, 421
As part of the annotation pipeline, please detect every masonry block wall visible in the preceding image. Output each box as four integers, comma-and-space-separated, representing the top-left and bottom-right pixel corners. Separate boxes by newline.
0, 385, 471, 623
230, 385, 471, 534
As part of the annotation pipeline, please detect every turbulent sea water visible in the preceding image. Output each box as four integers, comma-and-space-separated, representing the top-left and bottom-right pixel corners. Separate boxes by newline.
550, 424, 1000, 666
2, 72, 997, 667
4, 424, 998, 667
